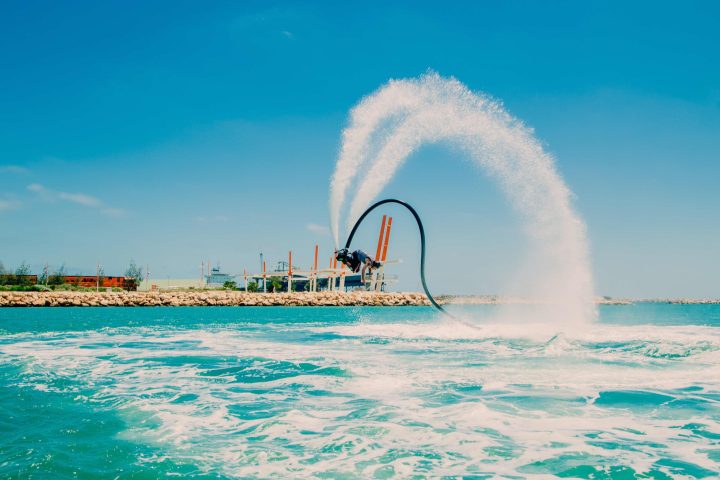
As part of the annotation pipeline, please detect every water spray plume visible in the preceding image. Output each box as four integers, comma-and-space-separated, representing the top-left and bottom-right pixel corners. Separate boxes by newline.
329, 72, 595, 322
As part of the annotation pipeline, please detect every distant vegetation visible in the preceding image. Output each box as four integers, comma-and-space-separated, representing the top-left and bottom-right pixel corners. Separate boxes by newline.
0, 285, 50, 292
268, 277, 282, 292
0, 284, 125, 292
0, 261, 34, 287
48, 264, 66, 286
0, 260, 136, 291
125, 260, 143, 283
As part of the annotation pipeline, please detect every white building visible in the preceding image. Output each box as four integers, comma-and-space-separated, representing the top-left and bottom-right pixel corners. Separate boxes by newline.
205, 265, 235, 287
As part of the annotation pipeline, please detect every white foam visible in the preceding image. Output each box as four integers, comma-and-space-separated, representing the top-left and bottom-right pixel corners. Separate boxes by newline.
2, 322, 719, 477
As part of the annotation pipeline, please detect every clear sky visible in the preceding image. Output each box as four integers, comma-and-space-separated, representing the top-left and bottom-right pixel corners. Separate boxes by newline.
1, 1, 719, 297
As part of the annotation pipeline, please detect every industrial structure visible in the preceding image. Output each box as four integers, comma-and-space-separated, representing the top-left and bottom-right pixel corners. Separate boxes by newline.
3, 215, 396, 294
204, 264, 236, 287
244, 214, 396, 293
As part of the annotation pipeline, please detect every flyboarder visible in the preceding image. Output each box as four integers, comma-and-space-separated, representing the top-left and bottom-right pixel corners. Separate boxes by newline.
335, 248, 381, 285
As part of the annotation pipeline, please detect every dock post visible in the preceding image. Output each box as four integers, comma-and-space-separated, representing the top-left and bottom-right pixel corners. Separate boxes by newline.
371, 215, 387, 291
339, 263, 346, 291
262, 261, 267, 293
287, 251, 293, 292
313, 244, 319, 292
377, 217, 393, 291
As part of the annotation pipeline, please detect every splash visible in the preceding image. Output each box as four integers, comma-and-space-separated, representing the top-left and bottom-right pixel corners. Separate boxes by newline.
329, 72, 595, 322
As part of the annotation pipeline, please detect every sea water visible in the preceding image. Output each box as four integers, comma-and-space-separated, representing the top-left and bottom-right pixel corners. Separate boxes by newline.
1, 304, 719, 478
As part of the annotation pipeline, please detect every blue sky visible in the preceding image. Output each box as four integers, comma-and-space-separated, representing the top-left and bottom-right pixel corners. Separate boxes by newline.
1, 1, 719, 297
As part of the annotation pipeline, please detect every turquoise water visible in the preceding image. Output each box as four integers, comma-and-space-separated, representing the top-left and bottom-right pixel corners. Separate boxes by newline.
1, 304, 719, 479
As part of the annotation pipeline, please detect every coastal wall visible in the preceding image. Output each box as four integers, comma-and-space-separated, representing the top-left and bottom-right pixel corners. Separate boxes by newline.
0, 291, 431, 307
1, 291, 716, 307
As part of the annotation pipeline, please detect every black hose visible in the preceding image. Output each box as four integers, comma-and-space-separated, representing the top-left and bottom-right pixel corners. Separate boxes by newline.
343, 198, 450, 316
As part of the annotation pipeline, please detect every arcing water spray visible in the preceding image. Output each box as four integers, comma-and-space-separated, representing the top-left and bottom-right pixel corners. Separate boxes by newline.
330, 72, 595, 322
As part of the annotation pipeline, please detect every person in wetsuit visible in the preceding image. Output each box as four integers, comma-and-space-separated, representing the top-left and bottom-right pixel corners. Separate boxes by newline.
335, 248, 382, 285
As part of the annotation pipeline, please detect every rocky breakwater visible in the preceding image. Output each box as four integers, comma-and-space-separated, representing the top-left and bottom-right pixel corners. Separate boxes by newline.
0, 291, 431, 307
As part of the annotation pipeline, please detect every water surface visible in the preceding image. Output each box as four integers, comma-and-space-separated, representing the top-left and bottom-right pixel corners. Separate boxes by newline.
1, 304, 719, 478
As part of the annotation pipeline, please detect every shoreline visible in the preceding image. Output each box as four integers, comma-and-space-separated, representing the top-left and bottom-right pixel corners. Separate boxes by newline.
0, 291, 431, 308
440, 296, 720, 305
1, 291, 718, 307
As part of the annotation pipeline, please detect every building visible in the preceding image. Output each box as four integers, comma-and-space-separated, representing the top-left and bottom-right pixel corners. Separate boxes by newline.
205, 265, 236, 287
139, 278, 203, 291
62, 276, 137, 290
0, 274, 137, 290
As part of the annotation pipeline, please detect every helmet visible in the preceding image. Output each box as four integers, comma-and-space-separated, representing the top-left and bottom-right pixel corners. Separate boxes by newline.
335, 248, 350, 263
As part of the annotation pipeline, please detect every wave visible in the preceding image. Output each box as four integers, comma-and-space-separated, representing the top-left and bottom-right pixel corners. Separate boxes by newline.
2, 320, 719, 477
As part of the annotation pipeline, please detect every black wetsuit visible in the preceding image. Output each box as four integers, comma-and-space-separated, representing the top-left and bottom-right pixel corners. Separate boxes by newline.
349, 250, 369, 272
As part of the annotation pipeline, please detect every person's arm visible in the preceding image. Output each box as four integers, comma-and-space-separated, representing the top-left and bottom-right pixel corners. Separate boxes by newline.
361, 263, 367, 283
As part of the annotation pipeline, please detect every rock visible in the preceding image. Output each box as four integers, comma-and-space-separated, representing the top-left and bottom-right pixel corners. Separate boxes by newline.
0, 290, 439, 308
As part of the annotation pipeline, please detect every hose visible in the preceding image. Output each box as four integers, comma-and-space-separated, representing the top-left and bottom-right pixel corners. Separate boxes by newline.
343, 198, 451, 317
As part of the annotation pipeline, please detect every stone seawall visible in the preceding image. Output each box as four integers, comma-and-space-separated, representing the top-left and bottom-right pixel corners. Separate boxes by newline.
3, 291, 715, 308
0, 291, 431, 307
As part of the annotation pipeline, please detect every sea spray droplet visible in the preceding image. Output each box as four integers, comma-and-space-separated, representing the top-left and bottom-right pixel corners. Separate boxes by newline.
329, 72, 595, 323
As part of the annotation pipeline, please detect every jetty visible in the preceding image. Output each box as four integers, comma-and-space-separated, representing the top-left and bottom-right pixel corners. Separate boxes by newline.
0, 291, 431, 308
